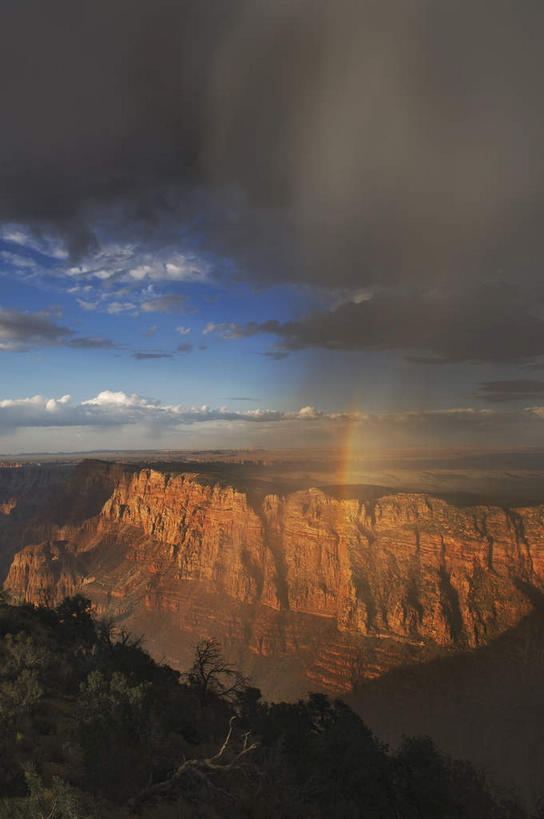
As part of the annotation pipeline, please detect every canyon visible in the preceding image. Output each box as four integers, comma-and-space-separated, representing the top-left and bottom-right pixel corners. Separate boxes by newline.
1, 458, 544, 701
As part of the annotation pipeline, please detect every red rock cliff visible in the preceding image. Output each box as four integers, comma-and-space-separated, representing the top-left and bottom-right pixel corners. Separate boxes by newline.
4, 461, 544, 696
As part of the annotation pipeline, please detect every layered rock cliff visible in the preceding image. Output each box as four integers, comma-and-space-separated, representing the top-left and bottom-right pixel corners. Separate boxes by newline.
4, 460, 544, 697
0, 463, 72, 579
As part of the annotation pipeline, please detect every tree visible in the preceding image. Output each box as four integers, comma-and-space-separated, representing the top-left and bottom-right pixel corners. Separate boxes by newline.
0, 765, 99, 818
184, 639, 248, 705
55, 596, 95, 644
0, 633, 49, 727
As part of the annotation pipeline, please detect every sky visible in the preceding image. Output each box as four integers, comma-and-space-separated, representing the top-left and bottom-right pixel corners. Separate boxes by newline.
2, 0, 544, 453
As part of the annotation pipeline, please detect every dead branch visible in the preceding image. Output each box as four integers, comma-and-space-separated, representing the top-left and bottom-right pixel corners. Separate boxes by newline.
127, 715, 258, 811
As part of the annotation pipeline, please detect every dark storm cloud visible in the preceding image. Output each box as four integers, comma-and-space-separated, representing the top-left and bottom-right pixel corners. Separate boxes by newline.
0, 306, 119, 352
476, 380, 544, 403
0, 306, 73, 350
0, 0, 234, 257
3, 1, 544, 359
132, 352, 174, 360
229, 283, 544, 363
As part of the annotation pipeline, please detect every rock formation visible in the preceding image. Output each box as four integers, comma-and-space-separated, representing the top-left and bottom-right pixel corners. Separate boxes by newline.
3, 459, 544, 697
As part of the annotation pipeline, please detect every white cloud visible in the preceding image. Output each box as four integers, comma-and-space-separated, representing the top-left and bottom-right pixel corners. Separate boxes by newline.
45, 395, 71, 411
0, 229, 27, 245
0, 394, 74, 427
106, 301, 137, 315
1, 392, 544, 451
176, 326, 191, 335
141, 294, 187, 314
128, 265, 153, 280
0, 251, 36, 270
82, 390, 154, 408
297, 406, 322, 419
67, 283, 192, 318
0, 391, 539, 436
0, 390, 338, 431
62, 245, 208, 285
200, 322, 243, 340
0, 224, 68, 259
76, 299, 99, 311
203, 322, 226, 335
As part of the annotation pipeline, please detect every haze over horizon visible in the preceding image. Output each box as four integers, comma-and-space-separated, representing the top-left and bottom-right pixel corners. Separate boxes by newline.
2, 1, 544, 454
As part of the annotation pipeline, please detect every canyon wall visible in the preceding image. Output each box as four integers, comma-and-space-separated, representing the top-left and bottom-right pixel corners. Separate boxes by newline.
3, 460, 544, 697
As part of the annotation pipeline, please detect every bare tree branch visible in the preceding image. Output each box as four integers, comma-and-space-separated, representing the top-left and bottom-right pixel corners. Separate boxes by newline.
127, 715, 258, 810
184, 638, 248, 704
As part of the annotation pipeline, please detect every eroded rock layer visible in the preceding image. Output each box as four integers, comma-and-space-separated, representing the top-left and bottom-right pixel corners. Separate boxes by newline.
3, 460, 544, 697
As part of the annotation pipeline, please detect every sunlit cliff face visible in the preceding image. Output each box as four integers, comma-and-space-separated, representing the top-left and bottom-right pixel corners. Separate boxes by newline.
2, 459, 544, 700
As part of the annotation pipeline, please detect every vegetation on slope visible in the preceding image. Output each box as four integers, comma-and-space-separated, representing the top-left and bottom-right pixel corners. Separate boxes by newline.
0, 593, 536, 818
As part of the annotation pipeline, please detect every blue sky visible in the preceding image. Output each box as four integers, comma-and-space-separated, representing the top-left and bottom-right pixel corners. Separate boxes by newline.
1, 222, 542, 454
0, 226, 315, 409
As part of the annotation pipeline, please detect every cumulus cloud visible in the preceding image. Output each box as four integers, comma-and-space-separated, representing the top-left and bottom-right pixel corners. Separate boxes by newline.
0, 391, 335, 431
6, 389, 544, 449
176, 326, 191, 335
297, 406, 322, 419
2, 391, 544, 448
0, 394, 73, 428
81, 391, 157, 408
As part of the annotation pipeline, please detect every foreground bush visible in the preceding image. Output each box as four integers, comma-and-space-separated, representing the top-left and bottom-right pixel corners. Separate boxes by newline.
0, 595, 532, 817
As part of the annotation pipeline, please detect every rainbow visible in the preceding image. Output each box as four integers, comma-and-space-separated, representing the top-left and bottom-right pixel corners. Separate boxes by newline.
339, 404, 363, 487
